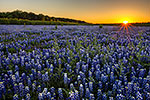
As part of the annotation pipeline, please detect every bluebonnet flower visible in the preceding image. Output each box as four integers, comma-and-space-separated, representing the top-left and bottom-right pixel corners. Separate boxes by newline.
32, 83, 36, 92
38, 93, 43, 100
127, 82, 133, 94
37, 85, 41, 93
82, 64, 87, 73
30, 74, 34, 81
95, 64, 100, 69
15, 65, 19, 72
58, 58, 62, 65
7, 70, 13, 76
37, 71, 42, 80
47, 92, 51, 99
109, 97, 114, 100
44, 72, 49, 81
46, 60, 50, 68
131, 67, 136, 74
88, 70, 92, 78
37, 64, 42, 71
70, 83, 75, 91
89, 93, 95, 100
50, 64, 54, 73
101, 74, 108, 83
74, 90, 79, 100
68, 78, 71, 84
110, 72, 114, 83
89, 82, 93, 92
123, 57, 128, 64
136, 91, 143, 100
107, 90, 113, 97
24, 86, 29, 95
54, 59, 57, 67
77, 75, 81, 81
13, 83, 19, 94
146, 75, 150, 83
125, 86, 131, 99
116, 94, 124, 100
25, 62, 30, 70
132, 83, 138, 95
146, 93, 150, 100
13, 94, 19, 100
85, 88, 90, 98
130, 96, 136, 100
15, 71, 20, 83
85, 82, 88, 89
98, 81, 103, 89
75, 62, 80, 74
142, 78, 147, 86
145, 83, 150, 92
90, 66, 95, 73
26, 93, 31, 100
87, 57, 91, 64
79, 71, 85, 79
95, 69, 100, 81
50, 87, 55, 95
42, 88, 48, 99
31, 69, 36, 77
107, 67, 110, 74
64, 73, 68, 84
138, 77, 143, 85
112, 84, 117, 95
19, 83, 24, 97
0, 82, 6, 97
139, 69, 145, 78
131, 75, 136, 82
118, 53, 122, 59
102, 93, 107, 100
67, 57, 71, 63
21, 56, 25, 67
58, 88, 64, 99
69, 91, 75, 100
27, 78, 32, 87
45, 52, 49, 59
53, 92, 56, 99
79, 84, 84, 98
74, 81, 78, 87
42, 74, 46, 82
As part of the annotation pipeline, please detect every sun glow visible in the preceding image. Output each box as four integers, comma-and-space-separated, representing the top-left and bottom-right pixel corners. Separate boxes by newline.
123, 21, 128, 24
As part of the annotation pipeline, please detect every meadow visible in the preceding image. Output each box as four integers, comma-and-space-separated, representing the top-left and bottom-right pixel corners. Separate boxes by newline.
0, 25, 150, 100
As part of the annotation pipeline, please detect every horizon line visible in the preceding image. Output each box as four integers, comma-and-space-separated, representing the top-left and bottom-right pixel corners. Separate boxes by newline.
1, 9, 150, 24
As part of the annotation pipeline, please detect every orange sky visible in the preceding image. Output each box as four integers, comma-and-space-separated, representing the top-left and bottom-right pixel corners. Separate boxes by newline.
0, 0, 150, 23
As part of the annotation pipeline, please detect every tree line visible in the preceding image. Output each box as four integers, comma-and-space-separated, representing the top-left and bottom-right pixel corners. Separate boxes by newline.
0, 10, 88, 24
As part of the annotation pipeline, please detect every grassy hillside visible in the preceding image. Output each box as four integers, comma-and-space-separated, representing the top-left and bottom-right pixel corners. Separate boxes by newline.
0, 10, 90, 25
0, 18, 89, 25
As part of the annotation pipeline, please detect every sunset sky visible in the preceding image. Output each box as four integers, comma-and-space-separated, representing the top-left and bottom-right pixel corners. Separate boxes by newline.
0, 0, 150, 23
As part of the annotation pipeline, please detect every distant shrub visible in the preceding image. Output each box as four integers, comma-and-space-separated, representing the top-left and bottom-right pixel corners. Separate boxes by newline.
99, 24, 103, 28
55, 25, 58, 30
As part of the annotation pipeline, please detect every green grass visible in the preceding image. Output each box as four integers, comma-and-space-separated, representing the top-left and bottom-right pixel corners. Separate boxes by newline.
0, 18, 89, 25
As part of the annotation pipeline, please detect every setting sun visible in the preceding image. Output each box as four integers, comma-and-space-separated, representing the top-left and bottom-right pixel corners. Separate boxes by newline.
123, 21, 128, 24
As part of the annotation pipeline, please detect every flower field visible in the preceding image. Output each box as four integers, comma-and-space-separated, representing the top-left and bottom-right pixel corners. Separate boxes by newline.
0, 25, 150, 100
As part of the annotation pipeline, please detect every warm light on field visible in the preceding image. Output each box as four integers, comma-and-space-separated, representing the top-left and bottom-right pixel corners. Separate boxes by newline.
123, 21, 128, 24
